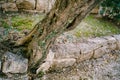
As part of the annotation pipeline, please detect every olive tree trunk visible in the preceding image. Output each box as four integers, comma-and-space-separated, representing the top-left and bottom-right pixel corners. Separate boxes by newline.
15, 0, 103, 78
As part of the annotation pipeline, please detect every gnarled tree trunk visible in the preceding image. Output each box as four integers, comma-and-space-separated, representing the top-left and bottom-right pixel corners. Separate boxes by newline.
16, 0, 103, 79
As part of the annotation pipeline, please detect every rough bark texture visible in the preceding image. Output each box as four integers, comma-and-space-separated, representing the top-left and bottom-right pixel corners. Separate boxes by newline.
16, 0, 103, 79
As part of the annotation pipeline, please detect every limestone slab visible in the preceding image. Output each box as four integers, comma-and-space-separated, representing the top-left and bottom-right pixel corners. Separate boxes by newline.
2, 52, 28, 74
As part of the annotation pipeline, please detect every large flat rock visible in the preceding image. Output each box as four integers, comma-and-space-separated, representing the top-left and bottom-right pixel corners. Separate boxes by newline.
2, 52, 28, 74
16, 0, 35, 10
1, 3, 18, 12
113, 35, 120, 49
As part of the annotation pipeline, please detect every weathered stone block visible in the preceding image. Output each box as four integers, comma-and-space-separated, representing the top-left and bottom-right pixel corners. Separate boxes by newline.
54, 43, 80, 59
52, 58, 76, 69
78, 43, 94, 54
16, 0, 35, 10
113, 35, 120, 49
1, 3, 18, 12
36, 0, 48, 12
36, 0, 55, 12
94, 46, 110, 58
76, 43, 95, 62
47, 0, 55, 11
2, 52, 28, 74
87, 37, 108, 48
104, 36, 117, 50
78, 51, 93, 62
54, 42, 96, 61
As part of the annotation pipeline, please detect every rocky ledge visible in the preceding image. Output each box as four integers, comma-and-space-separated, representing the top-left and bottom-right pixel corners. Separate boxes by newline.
0, 34, 120, 79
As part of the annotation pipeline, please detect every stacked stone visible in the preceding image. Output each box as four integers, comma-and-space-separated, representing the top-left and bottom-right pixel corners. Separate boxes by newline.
50, 35, 120, 69
0, 0, 55, 12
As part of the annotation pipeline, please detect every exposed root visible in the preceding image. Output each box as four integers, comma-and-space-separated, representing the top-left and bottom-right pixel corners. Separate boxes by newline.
36, 50, 55, 74
15, 35, 32, 46
15, 26, 38, 46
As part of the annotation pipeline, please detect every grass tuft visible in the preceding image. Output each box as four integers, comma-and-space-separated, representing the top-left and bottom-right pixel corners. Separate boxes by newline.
0, 13, 45, 31
73, 14, 120, 38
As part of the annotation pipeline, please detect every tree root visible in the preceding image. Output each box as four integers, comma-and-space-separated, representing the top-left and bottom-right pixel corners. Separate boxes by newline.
36, 50, 55, 74
15, 26, 38, 46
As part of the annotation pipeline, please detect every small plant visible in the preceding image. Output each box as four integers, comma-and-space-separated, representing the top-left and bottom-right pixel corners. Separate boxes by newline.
100, 0, 120, 21
38, 71, 45, 78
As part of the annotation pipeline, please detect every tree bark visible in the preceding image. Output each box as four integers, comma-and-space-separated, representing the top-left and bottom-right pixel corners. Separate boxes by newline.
16, 0, 103, 79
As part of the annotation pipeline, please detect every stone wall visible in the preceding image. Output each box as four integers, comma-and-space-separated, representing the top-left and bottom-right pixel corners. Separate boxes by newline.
0, 0, 99, 13
0, 34, 120, 79
0, 0, 55, 13
46, 35, 120, 70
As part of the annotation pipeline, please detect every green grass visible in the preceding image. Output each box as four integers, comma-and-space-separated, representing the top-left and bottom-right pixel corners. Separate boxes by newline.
11, 14, 45, 30
73, 14, 120, 38
0, 13, 120, 38
0, 13, 45, 31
